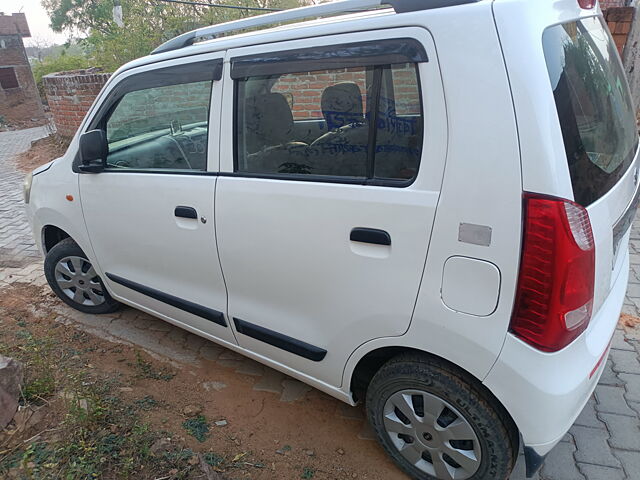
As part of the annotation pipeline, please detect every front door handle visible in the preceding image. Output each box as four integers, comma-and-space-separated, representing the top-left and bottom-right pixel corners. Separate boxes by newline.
350, 227, 391, 246
175, 206, 198, 219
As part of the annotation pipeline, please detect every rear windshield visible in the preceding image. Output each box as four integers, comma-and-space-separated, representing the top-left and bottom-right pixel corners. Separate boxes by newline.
543, 17, 638, 207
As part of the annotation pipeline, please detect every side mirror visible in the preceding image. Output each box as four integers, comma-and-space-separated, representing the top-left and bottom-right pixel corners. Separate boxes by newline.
78, 129, 108, 173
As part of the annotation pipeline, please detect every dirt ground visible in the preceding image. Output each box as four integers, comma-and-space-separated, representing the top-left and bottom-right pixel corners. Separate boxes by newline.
0, 282, 404, 480
13, 135, 69, 173
3, 133, 407, 479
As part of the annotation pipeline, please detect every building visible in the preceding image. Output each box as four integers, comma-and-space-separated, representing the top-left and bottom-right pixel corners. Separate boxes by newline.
0, 12, 45, 125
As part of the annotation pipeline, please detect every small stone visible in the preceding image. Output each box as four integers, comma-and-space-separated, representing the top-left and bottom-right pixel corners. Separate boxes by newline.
118, 387, 133, 392
215, 420, 228, 427
276, 445, 291, 455
202, 381, 227, 392
234, 438, 241, 446
182, 404, 203, 417
0, 355, 24, 429
305, 449, 315, 457
336, 448, 345, 455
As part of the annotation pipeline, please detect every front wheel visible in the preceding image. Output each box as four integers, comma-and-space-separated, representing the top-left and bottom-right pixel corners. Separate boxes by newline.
366, 353, 517, 480
44, 238, 120, 314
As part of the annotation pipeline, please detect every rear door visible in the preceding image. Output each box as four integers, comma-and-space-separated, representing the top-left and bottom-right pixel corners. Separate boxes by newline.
216, 28, 447, 386
542, 16, 640, 313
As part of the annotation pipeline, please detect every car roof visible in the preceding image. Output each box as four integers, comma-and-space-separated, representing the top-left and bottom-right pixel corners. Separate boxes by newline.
114, 0, 491, 76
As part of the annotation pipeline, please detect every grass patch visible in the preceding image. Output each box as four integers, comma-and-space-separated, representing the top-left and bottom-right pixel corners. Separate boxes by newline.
134, 395, 159, 411
1, 378, 199, 479
182, 415, 210, 443
0, 285, 272, 480
204, 452, 225, 467
302, 466, 316, 479
131, 351, 176, 381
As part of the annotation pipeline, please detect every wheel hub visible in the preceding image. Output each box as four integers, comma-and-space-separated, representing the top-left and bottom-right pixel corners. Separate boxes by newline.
382, 389, 482, 480
54, 255, 105, 307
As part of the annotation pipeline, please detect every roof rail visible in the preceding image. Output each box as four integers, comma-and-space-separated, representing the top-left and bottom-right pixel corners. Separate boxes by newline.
151, 0, 480, 55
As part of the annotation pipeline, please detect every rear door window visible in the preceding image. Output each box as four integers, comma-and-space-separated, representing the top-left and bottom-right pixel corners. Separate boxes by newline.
232, 39, 425, 184
543, 17, 638, 206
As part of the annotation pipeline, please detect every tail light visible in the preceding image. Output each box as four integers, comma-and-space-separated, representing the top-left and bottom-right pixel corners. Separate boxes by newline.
578, 0, 596, 9
510, 193, 595, 352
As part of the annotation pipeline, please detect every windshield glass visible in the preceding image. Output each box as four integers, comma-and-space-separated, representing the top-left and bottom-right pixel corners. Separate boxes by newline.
543, 17, 638, 206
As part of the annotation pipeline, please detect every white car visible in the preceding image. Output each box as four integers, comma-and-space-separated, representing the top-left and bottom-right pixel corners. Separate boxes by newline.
24, 0, 639, 478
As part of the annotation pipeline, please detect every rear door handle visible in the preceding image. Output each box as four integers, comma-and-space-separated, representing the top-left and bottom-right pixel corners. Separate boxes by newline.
350, 227, 391, 246
174, 206, 198, 219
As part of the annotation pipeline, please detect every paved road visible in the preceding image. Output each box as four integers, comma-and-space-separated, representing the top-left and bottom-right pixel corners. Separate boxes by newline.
1, 126, 640, 479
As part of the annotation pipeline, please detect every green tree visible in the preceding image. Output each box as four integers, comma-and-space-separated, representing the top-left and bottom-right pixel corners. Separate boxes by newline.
32, 50, 92, 96
42, 0, 306, 72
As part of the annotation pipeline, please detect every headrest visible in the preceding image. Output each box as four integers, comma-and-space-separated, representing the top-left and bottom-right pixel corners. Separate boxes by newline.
321, 82, 364, 130
245, 93, 293, 147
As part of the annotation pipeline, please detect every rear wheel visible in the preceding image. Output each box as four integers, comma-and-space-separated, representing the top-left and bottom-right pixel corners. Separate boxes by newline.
44, 238, 120, 314
366, 353, 517, 480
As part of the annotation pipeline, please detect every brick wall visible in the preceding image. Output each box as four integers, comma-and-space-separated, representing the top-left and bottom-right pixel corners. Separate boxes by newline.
604, 7, 636, 54
107, 81, 211, 142
0, 33, 44, 125
42, 69, 111, 138
601, 0, 631, 8
271, 64, 420, 123
41, 64, 421, 138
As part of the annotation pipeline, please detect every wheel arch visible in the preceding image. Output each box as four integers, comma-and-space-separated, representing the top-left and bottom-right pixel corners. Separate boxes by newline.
42, 225, 71, 254
346, 344, 519, 448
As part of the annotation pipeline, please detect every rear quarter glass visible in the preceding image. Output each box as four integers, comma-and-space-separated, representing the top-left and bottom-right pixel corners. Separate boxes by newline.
543, 16, 638, 207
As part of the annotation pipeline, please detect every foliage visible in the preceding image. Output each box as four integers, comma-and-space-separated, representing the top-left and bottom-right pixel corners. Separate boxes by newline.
42, 0, 307, 72
0, 388, 198, 479
0, 314, 195, 479
133, 394, 160, 410
10, 330, 58, 403
182, 415, 211, 442
130, 350, 176, 381
204, 452, 225, 467
31, 51, 91, 96
301, 466, 316, 479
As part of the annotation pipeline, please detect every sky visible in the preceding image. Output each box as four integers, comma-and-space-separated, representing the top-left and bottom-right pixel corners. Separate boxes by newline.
9, 0, 70, 46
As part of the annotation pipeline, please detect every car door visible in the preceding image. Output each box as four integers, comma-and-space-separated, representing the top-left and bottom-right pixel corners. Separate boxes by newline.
78, 53, 237, 345
216, 28, 447, 386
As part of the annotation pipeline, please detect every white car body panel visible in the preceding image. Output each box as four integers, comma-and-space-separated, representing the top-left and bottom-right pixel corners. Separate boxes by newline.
24, 0, 638, 475
216, 27, 446, 387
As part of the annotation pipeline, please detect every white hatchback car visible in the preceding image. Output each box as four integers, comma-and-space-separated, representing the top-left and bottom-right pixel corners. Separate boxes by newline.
25, 0, 639, 478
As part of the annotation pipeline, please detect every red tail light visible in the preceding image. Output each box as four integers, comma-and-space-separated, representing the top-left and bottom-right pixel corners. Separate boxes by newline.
510, 193, 595, 352
578, 0, 596, 9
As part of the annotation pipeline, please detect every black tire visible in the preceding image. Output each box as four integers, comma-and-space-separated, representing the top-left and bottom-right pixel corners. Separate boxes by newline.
44, 237, 120, 314
366, 353, 517, 480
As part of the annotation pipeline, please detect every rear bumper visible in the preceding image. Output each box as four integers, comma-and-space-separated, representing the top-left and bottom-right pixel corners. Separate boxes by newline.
484, 250, 628, 474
